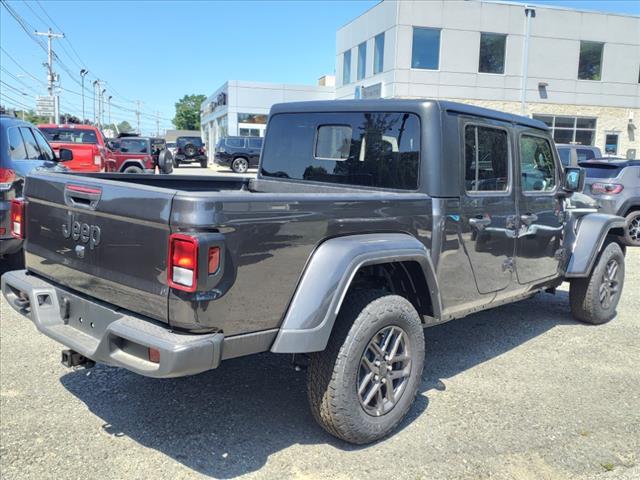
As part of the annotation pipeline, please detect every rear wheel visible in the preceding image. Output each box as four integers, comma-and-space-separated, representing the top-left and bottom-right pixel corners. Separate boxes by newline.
307, 290, 425, 444
231, 157, 249, 173
200, 159, 208, 168
123, 165, 143, 174
570, 242, 625, 324
623, 211, 640, 246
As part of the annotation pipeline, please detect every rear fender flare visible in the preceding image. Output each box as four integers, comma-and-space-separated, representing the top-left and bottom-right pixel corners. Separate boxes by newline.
270, 233, 441, 353
119, 160, 146, 172
564, 213, 626, 278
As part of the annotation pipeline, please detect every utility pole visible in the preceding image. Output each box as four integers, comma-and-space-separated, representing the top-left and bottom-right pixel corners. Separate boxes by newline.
35, 28, 64, 124
92, 80, 98, 124
520, 7, 535, 115
101, 88, 106, 126
135, 100, 141, 134
80, 69, 88, 123
155, 111, 160, 137
108, 96, 112, 127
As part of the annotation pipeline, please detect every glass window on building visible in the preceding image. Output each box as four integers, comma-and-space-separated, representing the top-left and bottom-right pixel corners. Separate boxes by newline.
532, 115, 597, 146
239, 128, 261, 137
357, 42, 367, 80
412, 28, 440, 70
374, 32, 385, 74
479, 33, 507, 74
578, 41, 604, 81
343, 50, 351, 85
605, 134, 619, 155
237, 113, 268, 124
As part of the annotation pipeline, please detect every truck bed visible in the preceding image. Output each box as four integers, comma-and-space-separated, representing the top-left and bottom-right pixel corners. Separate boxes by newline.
22, 171, 432, 335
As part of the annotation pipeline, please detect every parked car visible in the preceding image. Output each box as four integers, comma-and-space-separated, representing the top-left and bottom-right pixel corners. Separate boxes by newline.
214, 136, 262, 173
556, 144, 602, 167
105, 135, 172, 174
174, 136, 206, 167
2, 100, 627, 445
38, 123, 109, 172
1, 115, 71, 265
581, 158, 640, 246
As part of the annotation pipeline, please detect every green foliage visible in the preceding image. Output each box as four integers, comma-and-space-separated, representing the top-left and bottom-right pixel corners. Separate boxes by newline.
172, 94, 206, 130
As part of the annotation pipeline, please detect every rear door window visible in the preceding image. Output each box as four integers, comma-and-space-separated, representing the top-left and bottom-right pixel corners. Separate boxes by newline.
464, 125, 509, 192
226, 138, 245, 148
248, 138, 263, 149
120, 139, 149, 154
7, 127, 27, 160
261, 112, 420, 190
39, 128, 98, 144
19, 127, 42, 160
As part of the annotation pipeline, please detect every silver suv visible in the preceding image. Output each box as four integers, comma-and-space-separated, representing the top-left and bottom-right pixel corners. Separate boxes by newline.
582, 159, 640, 246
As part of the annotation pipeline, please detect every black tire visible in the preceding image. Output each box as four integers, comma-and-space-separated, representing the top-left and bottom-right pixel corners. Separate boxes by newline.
123, 165, 143, 174
570, 242, 625, 324
184, 143, 197, 158
307, 289, 425, 444
200, 159, 208, 168
158, 150, 173, 174
231, 157, 249, 173
623, 210, 640, 247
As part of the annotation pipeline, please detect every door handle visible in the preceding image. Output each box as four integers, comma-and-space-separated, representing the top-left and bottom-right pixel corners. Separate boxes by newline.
469, 216, 492, 230
520, 213, 538, 226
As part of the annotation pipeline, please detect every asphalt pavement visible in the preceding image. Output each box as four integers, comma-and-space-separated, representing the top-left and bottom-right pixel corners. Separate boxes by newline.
1, 246, 638, 480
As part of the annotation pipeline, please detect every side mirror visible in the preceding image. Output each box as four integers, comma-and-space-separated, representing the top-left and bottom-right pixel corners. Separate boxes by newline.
562, 167, 585, 193
58, 148, 73, 162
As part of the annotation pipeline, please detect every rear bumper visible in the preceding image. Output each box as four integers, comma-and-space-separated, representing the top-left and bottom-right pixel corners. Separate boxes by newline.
0, 237, 22, 256
1, 270, 223, 378
175, 154, 206, 162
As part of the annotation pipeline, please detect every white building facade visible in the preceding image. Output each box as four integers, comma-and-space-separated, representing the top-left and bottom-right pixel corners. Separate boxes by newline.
336, 0, 640, 158
200, 80, 334, 162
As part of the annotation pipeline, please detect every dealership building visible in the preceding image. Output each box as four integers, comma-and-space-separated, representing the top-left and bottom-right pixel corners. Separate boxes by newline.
336, 0, 639, 157
202, 1, 639, 159
200, 79, 334, 162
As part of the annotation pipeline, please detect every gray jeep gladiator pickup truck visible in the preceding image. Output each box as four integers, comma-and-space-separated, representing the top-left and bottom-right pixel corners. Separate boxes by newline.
2, 100, 627, 444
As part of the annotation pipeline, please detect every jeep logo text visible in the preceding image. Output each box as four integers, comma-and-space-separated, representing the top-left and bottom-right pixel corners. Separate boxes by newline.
62, 212, 101, 250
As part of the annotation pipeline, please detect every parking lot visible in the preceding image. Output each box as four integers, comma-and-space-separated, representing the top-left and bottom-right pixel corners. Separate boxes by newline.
1, 249, 638, 480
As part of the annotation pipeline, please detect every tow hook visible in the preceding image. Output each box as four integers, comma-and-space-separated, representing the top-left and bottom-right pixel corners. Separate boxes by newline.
61, 349, 95, 369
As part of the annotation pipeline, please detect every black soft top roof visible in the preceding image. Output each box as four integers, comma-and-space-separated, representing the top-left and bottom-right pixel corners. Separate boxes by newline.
269, 99, 548, 131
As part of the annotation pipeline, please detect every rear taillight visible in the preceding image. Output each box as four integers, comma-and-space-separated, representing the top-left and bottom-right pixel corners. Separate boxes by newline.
177, 147, 182, 154
168, 234, 198, 291
10, 199, 25, 239
93, 145, 102, 166
591, 182, 624, 195
0, 168, 16, 191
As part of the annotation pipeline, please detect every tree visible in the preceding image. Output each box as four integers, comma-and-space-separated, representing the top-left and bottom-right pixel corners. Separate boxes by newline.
172, 94, 206, 130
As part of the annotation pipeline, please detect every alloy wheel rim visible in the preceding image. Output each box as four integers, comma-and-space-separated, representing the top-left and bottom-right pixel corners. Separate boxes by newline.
629, 216, 640, 242
357, 325, 412, 417
234, 159, 248, 171
598, 258, 620, 309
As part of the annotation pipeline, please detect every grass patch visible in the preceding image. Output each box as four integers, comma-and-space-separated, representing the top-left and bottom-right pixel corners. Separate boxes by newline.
600, 462, 615, 472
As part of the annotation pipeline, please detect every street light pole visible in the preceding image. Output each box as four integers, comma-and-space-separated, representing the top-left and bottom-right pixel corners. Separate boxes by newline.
80, 69, 88, 123
92, 80, 98, 124
101, 88, 106, 126
108, 95, 112, 126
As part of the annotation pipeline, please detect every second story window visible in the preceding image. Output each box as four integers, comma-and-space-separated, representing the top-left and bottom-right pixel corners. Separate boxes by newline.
412, 27, 440, 70
357, 42, 367, 80
578, 41, 604, 81
374, 32, 385, 74
343, 50, 351, 85
479, 33, 507, 74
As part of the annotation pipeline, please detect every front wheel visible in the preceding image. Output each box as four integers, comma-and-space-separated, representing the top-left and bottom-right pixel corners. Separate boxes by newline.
231, 157, 249, 173
570, 241, 625, 324
307, 290, 425, 444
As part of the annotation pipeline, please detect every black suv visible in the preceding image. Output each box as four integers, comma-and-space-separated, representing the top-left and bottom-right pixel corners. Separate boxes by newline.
214, 136, 262, 173
174, 136, 206, 168
0, 115, 70, 267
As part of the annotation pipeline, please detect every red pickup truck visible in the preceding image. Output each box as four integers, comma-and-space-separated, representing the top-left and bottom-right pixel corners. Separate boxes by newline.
38, 124, 109, 172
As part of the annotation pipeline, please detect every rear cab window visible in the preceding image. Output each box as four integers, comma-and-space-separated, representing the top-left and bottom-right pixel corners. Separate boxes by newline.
7, 127, 27, 160
260, 112, 420, 190
225, 138, 245, 148
120, 139, 149, 154
177, 137, 203, 147
39, 127, 98, 144
576, 148, 596, 162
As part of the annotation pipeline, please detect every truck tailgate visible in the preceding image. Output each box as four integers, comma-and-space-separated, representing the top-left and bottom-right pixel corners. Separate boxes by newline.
23, 172, 174, 322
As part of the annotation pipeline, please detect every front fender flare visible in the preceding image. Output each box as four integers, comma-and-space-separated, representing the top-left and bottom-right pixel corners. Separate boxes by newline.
270, 233, 441, 354
564, 213, 625, 278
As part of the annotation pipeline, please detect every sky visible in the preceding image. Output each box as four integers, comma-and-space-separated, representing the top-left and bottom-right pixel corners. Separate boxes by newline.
1, 0, 638, 135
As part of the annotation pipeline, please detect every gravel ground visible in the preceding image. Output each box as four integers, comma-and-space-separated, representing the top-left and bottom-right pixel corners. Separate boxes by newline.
1, 249, 638, 480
